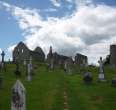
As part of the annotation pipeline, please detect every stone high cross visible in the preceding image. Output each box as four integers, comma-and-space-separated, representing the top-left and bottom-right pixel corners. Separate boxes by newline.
1, 51, 5, 69
1, 51, 5, 63
11, 80, 26, 110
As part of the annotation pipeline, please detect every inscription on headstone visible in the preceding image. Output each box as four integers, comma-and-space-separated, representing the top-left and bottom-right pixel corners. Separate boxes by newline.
11, 80, 26, 110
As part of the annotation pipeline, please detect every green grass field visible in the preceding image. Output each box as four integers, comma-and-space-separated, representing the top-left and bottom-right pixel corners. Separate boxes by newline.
0, 63, 116, 110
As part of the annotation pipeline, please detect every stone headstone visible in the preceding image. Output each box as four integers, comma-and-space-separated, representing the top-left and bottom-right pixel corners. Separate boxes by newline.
83, 72, 93, 84
64, 61, 68, 72
98, 73, 105, 80
11, 80, 26, 110
98, 57, 105, 81
111, 78, 116, 87
14, 62, 21, 77
27, 57, 33, 81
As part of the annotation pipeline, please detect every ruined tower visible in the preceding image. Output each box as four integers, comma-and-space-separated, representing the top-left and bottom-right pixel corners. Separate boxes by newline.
47, 46, 53, 60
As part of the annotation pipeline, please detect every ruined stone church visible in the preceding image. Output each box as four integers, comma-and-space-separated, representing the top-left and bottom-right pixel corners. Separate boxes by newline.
13, 42, 45, 62
47, 46, 88, 67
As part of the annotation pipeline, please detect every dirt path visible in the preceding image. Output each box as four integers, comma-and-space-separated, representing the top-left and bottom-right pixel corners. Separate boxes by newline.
63, 87, 69, 110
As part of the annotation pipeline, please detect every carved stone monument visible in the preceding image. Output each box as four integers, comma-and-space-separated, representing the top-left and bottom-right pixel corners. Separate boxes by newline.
1, 51, 5, 70
98, 57, 105, 81
11, 80, 26, 110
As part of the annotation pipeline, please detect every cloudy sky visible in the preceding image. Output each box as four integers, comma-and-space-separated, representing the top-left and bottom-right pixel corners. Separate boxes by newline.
0, 0, 116, 64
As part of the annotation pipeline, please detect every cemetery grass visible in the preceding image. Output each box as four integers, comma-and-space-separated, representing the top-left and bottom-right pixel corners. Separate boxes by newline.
0, 64, 116, 110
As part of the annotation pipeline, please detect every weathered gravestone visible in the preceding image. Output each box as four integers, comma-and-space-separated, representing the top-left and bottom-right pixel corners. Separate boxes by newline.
27, 57, 33, 81
83, 72, 93, 84
11, 80, 26, 110
98, 57, 106, 81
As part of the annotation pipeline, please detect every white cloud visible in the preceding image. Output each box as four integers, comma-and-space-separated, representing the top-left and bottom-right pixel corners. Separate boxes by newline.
50, 0, 61, 7
0, 48, 2, 54
65, 0, 93, 7
43, 8, 57, 12
8, 44, 16, 53
75, 0, 93, 6
1, 1, 116, 64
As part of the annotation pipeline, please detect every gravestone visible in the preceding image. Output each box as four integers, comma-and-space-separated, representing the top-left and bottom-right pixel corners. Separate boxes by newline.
11, 80, 26, 110
111, 78, 116, 87
83, 72, 93, 84
14, 62, 21, 77
64, 61, 68, 72
50, 58, 54, 70
14, 51, 21, 77
27, 57, 33, 81
98, 57, 105, 81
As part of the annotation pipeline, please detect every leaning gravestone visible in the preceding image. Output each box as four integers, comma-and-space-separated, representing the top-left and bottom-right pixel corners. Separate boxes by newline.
27, 57, 33, 81
98, 57, 106, 81
11, 80, 26, 110
83, 72, 93, 84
